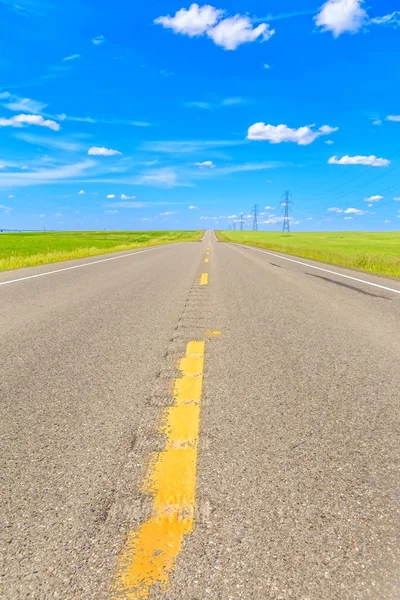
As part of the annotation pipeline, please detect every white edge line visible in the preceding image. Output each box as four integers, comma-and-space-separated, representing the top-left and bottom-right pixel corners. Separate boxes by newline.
235, 243, 400, 296
0, 246, 168, 287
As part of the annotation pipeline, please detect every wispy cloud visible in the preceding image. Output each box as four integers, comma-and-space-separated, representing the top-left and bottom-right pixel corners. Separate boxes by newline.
0, 160, 95, 188
254, 9, 315, 23
63, 54, 81, 61
141, 139, 245, 154
134, 167, 188, 188
15, 132, 84, 152
2, 92, 48, 113
92, 35, 105, 45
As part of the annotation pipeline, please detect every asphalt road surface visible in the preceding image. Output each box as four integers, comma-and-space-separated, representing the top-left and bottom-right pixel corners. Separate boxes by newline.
1, 232, 400, 600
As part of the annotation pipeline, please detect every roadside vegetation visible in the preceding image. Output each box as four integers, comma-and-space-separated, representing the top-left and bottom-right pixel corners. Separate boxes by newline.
216, 231, 400, 279
0, 230, 204, 271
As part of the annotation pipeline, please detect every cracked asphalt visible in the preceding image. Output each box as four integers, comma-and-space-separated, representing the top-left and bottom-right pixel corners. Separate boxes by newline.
1, 233, 399, 599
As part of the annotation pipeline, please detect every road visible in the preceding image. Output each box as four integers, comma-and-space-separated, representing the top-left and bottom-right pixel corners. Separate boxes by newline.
1, 231, 400, 600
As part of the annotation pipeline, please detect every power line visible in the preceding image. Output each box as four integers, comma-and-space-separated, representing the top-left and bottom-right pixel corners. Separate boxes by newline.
240, 213, 244, 231
281, 191, 293, 233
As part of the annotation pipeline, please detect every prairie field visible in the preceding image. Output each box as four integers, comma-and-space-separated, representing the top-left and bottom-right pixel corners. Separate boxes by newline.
0, 230, 203, 271
217, 231, 400, 279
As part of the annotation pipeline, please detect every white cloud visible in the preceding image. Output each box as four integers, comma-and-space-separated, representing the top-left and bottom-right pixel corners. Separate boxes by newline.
0, 114, 60, 131
92, 35, 105, 45
393, 197, 400, 201
0, 92, 11, 100
189, 205, 199, 209
221, 97, 245, 106
155, 4, 222, 36
370, 12, 400, 26
4, 96, 48, 113
386, 115, 400, 122
63, 54, 80, 61
207, 15, 274, 50
364, 195, 383, 202
328, 155, 390, 166
0, 160, 94, 188
160, 211, 177, 216
88, 146, 122, 156
193, 160, 215, 168
183, 101, 211, 109
264, 63, 270, 69
315, 0, 367, 37
384, 219, 391, 223
135, 167, 182, 187
372, 119, 383, 126
106, 194, 116, 198
155, 4, 274, 50
344, 216, 353, 220
39, 214, 45, 218
105, 210, 119, 213
121, 194, 135, 200
345, 208, 366, 214
247, 123, 338, 145
327, 207, 343, 213
325, 139, 334, 144
78, 189, 85, 195
8, 194, 14, 198
132, 121, 152, 127
306, 217, 313, 220
0, 203, 12, 210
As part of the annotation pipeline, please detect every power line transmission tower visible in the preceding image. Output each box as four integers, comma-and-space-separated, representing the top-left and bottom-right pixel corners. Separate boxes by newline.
240, 213, 244, 231
252, 204, 259, 231
233, 222, 236, 231
281, 191, 293, 233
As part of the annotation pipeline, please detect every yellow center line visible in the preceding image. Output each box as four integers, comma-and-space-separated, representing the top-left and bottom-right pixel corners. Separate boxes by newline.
113, 341, 206, 600
200, 273, 208, 285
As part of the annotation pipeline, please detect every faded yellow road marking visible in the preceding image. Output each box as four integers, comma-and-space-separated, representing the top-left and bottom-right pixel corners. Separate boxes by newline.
200, 273, 208, 285
113, 341, 206, 600
204, 329, 221, 338
204, 258, 209, 263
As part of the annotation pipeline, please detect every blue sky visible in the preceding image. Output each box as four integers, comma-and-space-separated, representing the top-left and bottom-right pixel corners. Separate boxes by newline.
0, 0, 400, 231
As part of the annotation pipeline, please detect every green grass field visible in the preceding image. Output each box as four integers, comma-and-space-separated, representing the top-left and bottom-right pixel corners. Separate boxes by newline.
217, 231, 400, 279
0, 230, 203, 272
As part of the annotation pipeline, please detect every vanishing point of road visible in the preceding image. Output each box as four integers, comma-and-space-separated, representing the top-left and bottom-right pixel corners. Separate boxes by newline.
1, 232, 400, 599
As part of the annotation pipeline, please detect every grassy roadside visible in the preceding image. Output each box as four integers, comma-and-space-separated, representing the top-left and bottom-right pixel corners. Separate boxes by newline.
0, 230, 204, 272
216, 231, 400, 279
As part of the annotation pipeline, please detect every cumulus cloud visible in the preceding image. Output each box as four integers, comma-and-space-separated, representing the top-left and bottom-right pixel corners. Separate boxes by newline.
386, 115, 400, 122
345, 207, 366, 214
0, 114, 60, 131
121, 194, 135, 200
328, 155, 390, 166
88, 146, 122, 156
155, 3, 275, 50
247, 123, 338, 145
106, 194, 116, 198
92, 35, 105, 45
372, 119, 383, 126
207, 15, 274, 50
193, 160, 215, 168
78, 189, 85, 195
315, 0, 368, 37
189, 205, 199, 209
327, 207, 343, 213
155, 4, 222, 35
364, 195, 383, 202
